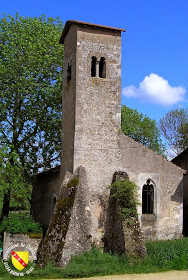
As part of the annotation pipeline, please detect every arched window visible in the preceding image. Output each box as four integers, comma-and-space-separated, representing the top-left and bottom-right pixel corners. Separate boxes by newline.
99, 57, 106, 78
142, 179, 154, 214
91, 56, 97, 77
67, 62, 71, 82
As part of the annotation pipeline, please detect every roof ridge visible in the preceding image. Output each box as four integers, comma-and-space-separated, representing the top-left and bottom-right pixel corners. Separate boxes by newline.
59, 20, 126, 44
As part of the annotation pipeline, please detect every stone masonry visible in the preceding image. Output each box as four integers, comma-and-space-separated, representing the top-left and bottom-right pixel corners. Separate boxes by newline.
38, 21, 185, 266
172, 148, 188, 236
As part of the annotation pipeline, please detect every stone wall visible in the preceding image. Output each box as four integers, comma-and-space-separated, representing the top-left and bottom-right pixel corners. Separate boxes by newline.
3, 232, 41, 261
172, 148, 188, 236
60, 22, 123, 248
31, 166, 60, 226
119, 132, 184, 240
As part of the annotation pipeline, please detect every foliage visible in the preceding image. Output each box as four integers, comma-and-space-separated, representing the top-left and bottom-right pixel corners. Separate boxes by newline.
159, 108, 188, 155
0, 147, 31, 211
145, 237, 188, 267
0, 212, 42, 234
0, 13, 63, 216
0, 13, 63, 175
109, 179, 139, 220
121, 105, 165, 155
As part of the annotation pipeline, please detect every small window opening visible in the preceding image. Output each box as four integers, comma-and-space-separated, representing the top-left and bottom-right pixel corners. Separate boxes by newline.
67, 62, 71, 82
142, 179, 154, 214
51, 196, 57, 215
91, 56, 97, 77
99, 57, 106, 78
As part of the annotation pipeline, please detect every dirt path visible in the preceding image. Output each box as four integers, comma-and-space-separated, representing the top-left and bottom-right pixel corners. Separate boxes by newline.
44, 271, 188, 280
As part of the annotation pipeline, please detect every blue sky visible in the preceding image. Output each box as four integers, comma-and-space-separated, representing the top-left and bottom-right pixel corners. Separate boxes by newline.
1, 0, 188, 123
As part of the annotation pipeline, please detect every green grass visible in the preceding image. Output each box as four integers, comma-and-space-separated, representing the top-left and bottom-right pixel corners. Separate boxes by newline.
0, 238, 188, 279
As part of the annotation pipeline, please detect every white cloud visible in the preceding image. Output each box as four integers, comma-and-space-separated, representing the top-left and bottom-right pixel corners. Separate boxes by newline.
122, 73, 186, 105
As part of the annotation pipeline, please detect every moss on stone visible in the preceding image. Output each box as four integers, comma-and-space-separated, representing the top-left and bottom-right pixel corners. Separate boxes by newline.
37, 175, 79, 267
107, 174, 147, 259
27, 232, 43, 239
66, 177, 79, 188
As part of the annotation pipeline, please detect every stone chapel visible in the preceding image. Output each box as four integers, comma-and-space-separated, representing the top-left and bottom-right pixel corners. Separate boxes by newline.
32, 20, 186, 266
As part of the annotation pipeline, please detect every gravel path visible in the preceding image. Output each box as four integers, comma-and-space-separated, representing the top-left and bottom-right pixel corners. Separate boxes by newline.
44, 270, 188, 280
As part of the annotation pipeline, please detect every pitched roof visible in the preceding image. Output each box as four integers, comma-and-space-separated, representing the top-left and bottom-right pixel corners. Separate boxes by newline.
171, 148, 188, 163
59, 20, 126, 44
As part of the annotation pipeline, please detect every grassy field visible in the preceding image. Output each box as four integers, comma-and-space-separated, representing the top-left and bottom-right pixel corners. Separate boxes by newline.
0, 238, 188, 279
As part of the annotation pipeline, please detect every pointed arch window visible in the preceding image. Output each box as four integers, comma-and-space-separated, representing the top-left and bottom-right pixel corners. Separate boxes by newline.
142, 179, 154, 214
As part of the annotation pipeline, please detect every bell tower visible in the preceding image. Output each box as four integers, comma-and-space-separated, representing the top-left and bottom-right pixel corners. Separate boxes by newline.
60, 21, 125, 183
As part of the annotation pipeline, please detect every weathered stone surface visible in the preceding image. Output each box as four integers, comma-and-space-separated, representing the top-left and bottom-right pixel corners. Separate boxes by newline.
59, 166, 92, 266
104, 189, 125, 255
33, 21, 185, 267
122, 219, 147, 258
59, 21, 184, 249
31, 166, 60, 227
37, 171, 79, 266
3, 232, 41, 261
104, 172, 146, 258
119, 131, 184, 240
172, 148, 188, 236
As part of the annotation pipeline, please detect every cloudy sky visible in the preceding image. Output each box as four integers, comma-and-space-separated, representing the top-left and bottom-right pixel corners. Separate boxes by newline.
1, 0, 188, 123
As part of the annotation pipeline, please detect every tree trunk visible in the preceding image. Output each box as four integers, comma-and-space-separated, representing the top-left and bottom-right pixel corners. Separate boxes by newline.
0, 190, 10, 221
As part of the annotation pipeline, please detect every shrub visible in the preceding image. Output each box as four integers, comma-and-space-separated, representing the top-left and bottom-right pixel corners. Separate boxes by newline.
146, 238, 188, 269
109, 178, 140, 220
0, 212, 42, 235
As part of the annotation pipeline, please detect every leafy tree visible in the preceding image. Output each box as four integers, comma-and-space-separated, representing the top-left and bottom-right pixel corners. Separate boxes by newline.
0, 13, 63, 217
0, 147, 31, 220
159, 108, 188, 155
121, 105, 165, 155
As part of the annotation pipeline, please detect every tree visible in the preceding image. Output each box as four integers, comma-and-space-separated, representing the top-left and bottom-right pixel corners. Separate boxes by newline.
0, 13, 63, 217
121, 105, 165, 155
159, 108, 188, 155
0, 147, 31, 220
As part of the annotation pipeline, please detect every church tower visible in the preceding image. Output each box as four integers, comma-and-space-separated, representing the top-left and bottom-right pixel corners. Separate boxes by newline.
60, 21, 125, 184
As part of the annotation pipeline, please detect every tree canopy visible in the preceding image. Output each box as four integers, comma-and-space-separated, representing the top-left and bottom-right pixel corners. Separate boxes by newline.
159, 108, 188, 156
0, 13, 63, 175
121, 105, 165, 155
0, 13, 63, 218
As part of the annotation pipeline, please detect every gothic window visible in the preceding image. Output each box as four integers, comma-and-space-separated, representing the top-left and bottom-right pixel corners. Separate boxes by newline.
99, 57, 106, 78
67, 62, 71, 82
91, 56, 97, 77
142, 179, 154, 214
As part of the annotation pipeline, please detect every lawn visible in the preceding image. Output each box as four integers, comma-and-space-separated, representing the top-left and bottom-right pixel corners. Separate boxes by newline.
0, 238, 188, 279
